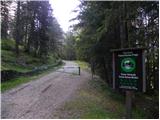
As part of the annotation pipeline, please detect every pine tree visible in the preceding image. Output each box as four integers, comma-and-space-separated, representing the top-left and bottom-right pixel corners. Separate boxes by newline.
1, 1, 12, 39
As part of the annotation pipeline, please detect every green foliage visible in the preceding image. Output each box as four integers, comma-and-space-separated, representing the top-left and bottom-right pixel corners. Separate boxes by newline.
2, 50, 25, 71
73, 1, 159, 90
57, 77, 148, 118
62, 32, 76, 60
1, 1, 12, 39
2, 49, 37, 72
75, 61, 89, 70
1, 50, 60, 73
1, 39, 15, 50
2, 1, 63, 58
1, 37, 61, 72
1, 62, 63, 92
1, 1, 64, 85
82, 106, 112, 119
1, 76, 33, 92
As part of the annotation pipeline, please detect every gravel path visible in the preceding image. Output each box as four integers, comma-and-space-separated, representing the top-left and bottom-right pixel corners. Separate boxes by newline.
1, 61, 91, 119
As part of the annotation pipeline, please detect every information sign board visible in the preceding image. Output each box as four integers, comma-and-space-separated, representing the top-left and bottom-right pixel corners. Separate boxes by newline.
112, 48, 146, 92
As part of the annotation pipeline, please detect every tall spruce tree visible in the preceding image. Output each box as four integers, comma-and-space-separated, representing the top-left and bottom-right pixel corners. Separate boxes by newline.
73, 1, 159, 90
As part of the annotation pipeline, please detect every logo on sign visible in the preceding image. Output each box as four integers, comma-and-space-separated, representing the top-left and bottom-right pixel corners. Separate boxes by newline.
121, 58, 136, 72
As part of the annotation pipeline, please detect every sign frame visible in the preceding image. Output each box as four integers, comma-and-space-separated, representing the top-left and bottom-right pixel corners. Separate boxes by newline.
111, 48, 146, 92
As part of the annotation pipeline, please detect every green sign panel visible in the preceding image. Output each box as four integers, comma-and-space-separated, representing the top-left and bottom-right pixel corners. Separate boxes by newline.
112, 48, 146, 92
121, 58, 136, 72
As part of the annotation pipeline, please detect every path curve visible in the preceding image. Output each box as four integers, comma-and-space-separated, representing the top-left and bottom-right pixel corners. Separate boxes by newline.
1, 61, 91, 119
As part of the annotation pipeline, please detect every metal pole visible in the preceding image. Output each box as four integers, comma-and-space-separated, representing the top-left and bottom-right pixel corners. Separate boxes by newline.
126, 90, 133, 118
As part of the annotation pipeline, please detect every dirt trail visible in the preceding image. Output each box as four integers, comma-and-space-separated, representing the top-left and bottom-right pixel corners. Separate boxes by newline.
1, 61, 91, 119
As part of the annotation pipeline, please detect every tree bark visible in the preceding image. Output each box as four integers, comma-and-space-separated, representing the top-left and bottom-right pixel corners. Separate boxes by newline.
120, 2, 129, 48
15, 1, 21, 55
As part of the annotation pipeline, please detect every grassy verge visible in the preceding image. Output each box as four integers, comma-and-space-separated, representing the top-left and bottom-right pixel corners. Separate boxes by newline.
74, 61, 158, 118
1, 49, 59, 72
52, 76, 147, 119
75, 60, 89, 70
1, 39, 60, 72
1, 62, 64, 92
1, 39, 64, 92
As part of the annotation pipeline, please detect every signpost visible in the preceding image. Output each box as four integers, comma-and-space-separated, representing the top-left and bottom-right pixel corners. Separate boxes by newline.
111, 48, 146, 118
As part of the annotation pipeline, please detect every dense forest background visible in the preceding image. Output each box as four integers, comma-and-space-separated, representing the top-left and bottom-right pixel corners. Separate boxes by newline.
63, 1, 159, 94
1, 1, 158, 93
1, 1, 159, 118
1, 0, 159, 97
1, 1, 63, 57
1, 1, 64, 77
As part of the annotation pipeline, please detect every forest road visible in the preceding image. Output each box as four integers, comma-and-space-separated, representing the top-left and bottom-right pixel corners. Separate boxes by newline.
1, 61, 91, 119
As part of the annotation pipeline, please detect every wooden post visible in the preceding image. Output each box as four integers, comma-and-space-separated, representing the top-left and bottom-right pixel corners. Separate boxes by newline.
112, 52, 115, 89
126, 90, 133, 118
92, 72, 93, 80
78, 67, 80, 75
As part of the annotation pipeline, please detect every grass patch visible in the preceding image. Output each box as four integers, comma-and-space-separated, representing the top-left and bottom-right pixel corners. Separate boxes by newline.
1, 39, 60, 72
1, 49, 50, 72
1, 62, 64, 92
82, 106, 112, 119
1, 38, 64, 92
1, 76, 35, 92
53, 76, 147, 119
75, 60, 89, 70
1, 39, 15, 50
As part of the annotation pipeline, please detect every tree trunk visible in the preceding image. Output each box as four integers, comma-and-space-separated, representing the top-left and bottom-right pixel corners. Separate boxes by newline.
15, 1, 21, 55
120, 2, 129, 48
